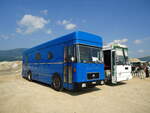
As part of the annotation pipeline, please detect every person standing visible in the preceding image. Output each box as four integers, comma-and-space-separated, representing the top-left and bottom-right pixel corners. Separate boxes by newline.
144, 63, 149, 78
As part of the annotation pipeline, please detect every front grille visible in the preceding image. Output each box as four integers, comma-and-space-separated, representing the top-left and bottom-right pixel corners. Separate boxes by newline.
87, 72, 99, 80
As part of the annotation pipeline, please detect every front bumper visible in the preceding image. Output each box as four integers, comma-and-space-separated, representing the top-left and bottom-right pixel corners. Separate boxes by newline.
73, 80, 104, 89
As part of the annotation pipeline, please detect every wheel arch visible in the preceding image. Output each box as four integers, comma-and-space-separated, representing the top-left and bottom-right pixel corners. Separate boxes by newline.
51, 72, 63, 91
52, 72, 61, 80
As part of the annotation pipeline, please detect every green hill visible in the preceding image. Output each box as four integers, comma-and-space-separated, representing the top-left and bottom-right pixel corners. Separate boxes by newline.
0, 48, 149, 62
139, 56, 150, 62
0, 48, 27, 61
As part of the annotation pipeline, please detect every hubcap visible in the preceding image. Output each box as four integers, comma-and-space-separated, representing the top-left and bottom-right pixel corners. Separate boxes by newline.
28, 74, 31, 80
53, 77, 60, 89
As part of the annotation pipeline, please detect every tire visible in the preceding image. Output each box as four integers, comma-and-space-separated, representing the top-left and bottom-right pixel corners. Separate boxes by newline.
27, 71, 32, 81
52, 75, 62, 91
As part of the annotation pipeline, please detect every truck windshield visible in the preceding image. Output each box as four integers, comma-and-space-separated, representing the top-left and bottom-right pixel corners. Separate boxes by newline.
115, 48, 129, 65
77, 45, 103, 63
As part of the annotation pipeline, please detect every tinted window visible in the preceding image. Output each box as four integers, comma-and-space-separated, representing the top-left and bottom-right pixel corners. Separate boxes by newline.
77, 45, 102, 63
68, 46, 74, 61
35, 53, 41, 60
48, 52, 53, 59
64, 45, 76, 62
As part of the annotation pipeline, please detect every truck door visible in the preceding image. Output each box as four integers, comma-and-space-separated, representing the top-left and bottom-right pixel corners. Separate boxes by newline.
64, 46, 74, 89
111, 51, 117, 83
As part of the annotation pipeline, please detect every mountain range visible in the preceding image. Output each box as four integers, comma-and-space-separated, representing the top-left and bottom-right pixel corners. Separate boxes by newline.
138, 56, 150, 62
0, 48, 27, 61
0, 48, 150, 62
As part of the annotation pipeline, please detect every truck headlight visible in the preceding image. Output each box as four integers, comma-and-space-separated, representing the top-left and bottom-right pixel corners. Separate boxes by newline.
82, 83, 86, 88
101, 81, 104, 85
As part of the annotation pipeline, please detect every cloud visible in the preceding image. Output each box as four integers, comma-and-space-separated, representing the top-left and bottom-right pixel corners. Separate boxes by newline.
16, 28, 22, 33
105, 38, 128, 47
16, 14, 49, 34
46, 29, 52, 34
57, 20, 70, 25
65, 24, 76, 30
0, 34, 9, 40
113, 38, 128, 43
134, 39, 142, 44
40, 9, 48, 15
0, 34, 15, 40
138, 49, 144, 53
57, 19, 77, 30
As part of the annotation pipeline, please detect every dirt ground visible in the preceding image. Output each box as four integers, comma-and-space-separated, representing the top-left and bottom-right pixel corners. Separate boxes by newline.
0, 62, 150, 113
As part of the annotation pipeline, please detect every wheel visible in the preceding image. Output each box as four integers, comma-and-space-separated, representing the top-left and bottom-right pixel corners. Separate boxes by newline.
52, 75, 62, 91
27, 71, 32, 81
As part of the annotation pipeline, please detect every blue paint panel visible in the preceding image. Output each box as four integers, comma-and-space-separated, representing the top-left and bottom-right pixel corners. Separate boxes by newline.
76, 31, 103, 47
72, 63, 105, 82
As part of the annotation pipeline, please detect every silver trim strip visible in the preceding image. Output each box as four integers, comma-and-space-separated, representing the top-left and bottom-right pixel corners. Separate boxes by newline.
29, 62, 64, 64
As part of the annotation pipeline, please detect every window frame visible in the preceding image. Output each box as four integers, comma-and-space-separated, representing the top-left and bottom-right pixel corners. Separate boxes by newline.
76, 44, 103, 63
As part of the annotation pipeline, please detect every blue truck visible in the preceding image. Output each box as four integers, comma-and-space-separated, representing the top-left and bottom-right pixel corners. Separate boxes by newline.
22, 31, 105, 91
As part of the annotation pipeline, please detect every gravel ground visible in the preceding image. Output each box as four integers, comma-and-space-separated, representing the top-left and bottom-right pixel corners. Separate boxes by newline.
0, 72, 150, 113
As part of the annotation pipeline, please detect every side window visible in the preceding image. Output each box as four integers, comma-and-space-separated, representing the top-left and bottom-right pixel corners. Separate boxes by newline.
35, 53, 41, 60
68, 46, 74, 59
64, 45, 75, 62
48, 52, 53, 60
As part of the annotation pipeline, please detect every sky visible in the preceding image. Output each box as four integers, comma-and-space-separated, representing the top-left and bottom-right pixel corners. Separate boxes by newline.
0, 0, 150, 58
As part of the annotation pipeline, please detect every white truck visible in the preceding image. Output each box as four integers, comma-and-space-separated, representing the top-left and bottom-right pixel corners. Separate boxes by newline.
103, 43, 132, 84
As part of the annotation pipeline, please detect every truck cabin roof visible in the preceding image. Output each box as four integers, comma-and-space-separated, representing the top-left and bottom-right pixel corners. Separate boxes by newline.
23, 31, 103, 55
